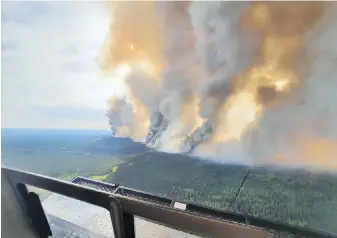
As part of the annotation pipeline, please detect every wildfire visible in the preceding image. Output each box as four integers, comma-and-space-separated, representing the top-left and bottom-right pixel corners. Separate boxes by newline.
213, 2, 323, 146
102, 1, 337, 170
214, 91, 261, 143
225, 92, 260, 140
138, 60, 157, 77
274, 80, 288, 91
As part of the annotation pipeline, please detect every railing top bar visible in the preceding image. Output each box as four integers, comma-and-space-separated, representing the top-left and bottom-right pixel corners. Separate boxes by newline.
2, 166, 113, 209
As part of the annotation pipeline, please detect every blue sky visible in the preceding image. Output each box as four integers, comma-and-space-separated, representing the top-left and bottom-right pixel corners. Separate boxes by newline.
1, 1, 117, 129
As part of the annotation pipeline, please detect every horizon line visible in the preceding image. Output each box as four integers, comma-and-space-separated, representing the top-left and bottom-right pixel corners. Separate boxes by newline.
1, 127, 111, 131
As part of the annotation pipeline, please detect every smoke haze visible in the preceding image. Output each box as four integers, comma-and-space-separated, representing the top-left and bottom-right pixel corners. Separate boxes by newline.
101, 1, 337, 170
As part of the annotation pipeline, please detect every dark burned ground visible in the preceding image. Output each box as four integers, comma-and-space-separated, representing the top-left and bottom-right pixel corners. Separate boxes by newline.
106, 151, 337, 236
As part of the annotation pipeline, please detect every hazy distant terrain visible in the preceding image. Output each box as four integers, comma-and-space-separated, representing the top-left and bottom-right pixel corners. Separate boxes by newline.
1, 128, 148, 178
2, 129, 337, 236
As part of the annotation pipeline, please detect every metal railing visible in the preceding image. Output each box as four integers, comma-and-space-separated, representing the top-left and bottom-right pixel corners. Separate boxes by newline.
2, 167, 335, 238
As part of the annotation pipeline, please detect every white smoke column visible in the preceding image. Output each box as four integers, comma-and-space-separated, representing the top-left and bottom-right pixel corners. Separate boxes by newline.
190, 2, 257, 116
188, 2, 259, 160
153, 2, 205, 153
100, 1, 166, 141
124, 68, 164, 141
106, 96, 135, 137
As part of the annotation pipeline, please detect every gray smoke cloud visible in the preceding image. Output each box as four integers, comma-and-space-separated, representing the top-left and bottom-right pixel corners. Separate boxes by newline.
248, 3, 337, 169
102, 1, 337, 169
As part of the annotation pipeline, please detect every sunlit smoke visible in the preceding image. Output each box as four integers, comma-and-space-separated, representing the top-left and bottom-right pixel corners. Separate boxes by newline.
100, 1, 337, 170
215, 92, 261, 142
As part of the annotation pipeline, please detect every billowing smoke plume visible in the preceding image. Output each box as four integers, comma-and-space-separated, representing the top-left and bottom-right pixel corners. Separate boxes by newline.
247, 3, 337, 169
100, 1, 337, 170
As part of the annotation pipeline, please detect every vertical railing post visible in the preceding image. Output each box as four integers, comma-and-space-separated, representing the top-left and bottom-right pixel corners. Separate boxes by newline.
109, 197, 135, 238
16, 183, 52, 238
122, 212, 135, 238
110, 197, 126, 238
